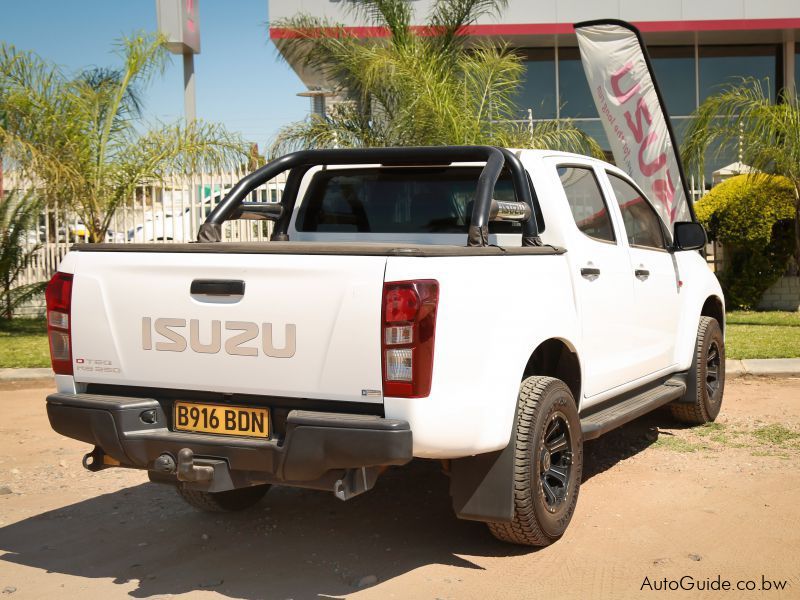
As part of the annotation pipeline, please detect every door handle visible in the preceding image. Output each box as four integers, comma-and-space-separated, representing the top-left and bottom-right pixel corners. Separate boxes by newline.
580, 267, 601, 281
190, 279, 245, 296
635, 269, 650, 281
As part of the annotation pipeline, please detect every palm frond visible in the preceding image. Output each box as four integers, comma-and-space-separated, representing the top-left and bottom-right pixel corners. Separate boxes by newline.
427, 0, 507, 52
0, 190, 45, 319
494, 119, 606, 157
106, 120, 248, 230
270, 105, 394, 156
682, 76, 800, 264
346, 0, 413, 47
683, 78, 800, 186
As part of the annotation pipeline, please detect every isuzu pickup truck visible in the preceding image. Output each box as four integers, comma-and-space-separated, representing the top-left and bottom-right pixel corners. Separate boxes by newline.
44, 145, 725, 546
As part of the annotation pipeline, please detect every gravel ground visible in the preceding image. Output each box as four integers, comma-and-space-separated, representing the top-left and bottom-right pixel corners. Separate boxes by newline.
1, 377, 799, 599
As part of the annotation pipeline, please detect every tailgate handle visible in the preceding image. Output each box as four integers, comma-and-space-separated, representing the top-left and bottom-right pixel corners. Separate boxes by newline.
190, 279, 245, 296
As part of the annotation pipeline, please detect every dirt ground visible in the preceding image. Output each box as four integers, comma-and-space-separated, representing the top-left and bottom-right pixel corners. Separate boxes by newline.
1, 378, 799, 600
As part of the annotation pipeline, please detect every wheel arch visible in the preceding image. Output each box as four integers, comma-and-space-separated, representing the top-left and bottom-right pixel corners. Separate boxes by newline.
522, 338, 582, 402
701, 295, 725, 333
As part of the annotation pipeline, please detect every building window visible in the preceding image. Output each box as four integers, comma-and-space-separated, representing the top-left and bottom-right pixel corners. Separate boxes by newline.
649, 46, 697, 116
558, 47, 597, 118
699, 45, 780, 102
516, 48, 556, 119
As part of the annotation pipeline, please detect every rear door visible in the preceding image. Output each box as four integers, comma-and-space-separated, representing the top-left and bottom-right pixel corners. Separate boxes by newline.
70, 251, 387, 403
554, 163, 638, 399
603, 172, 681, 375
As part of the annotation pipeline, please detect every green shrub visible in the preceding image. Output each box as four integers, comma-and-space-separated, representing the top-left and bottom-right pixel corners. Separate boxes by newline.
695, 175, 795, 309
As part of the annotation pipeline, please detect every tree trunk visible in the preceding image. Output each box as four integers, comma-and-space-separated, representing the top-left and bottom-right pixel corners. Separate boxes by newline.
3, 272, 12, 321
89, 215, 106, 244
793, 196, 800, 276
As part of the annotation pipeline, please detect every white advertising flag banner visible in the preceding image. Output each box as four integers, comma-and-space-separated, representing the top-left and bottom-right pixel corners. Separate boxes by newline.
575, 21, 692, 225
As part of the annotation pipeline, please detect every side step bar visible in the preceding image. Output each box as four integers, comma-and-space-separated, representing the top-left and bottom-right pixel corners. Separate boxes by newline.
580, 377, 687, 441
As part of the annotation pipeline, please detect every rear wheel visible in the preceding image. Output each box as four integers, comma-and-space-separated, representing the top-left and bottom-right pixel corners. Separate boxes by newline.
487, 376, 582, 546
671, 316, 725, 424
176, 484, 270, 512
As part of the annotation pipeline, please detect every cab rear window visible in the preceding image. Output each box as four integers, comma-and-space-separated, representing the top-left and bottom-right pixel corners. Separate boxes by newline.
296, 167, 542, 234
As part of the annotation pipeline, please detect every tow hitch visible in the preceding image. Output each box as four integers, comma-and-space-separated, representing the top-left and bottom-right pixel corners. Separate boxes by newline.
152, 448, 236, 492
176, 448, 214, 483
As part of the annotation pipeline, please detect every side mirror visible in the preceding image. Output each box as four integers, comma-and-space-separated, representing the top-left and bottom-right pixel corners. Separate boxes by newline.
672, 221, 706, 251
232, 202, 283, 221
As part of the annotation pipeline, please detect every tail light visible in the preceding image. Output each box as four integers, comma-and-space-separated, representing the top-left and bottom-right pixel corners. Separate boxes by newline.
45, 272, 73, 375
381, 280, 438, 398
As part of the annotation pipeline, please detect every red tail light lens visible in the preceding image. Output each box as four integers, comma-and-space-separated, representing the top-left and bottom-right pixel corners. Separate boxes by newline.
382, 280, 438, 398
45, 272, 73, 375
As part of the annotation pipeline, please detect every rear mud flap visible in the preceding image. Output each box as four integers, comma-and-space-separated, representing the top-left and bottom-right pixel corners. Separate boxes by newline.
449, 444, 515, 523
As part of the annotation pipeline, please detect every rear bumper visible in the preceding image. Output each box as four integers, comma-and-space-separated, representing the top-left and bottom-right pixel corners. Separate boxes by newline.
46, 392, 412, 492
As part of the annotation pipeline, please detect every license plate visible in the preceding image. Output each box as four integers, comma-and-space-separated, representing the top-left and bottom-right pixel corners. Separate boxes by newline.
173, 401, 269, 438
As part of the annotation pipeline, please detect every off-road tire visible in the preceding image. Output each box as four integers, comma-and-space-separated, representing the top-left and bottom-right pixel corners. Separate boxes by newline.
488, 376, 583, 546
671, 316, 725, 425
176, 484, 270, 512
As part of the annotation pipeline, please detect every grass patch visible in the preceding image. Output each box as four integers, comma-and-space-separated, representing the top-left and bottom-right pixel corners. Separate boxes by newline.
727, 311, 800, 327
751, 450, 790, 459
694, 422, 742, 445
726, 311, 800, 359
654, 421, 798, 455
695, 422, 726, 435
752, 424, 800, 446
652, 435, 705, 453
0, 318, 50, 368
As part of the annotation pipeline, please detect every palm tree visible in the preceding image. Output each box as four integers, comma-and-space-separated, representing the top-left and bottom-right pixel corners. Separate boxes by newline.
270, 0, 602, 157
0, 190, 45, 319
0, 33, 249, 242
683, 79, 800, 270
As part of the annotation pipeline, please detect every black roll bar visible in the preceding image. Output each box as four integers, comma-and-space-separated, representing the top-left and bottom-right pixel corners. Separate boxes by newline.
198, 145, 541, 247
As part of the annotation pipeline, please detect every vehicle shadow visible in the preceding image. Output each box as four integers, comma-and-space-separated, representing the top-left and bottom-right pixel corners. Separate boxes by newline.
0, 460, 527, 599
0, 409, 685, 599
583, 407, 682, 481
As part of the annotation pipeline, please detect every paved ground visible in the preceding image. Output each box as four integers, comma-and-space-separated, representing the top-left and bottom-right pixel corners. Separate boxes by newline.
1, 377, 799, 599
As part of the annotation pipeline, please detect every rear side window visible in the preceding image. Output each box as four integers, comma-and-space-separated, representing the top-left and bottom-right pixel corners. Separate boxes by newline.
296, 167, 529, 234
607, 174, 666, 249
557, 166, 615, 243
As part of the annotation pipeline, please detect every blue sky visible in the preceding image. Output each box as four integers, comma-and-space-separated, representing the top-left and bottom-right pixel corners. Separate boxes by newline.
0, 0, 309, 152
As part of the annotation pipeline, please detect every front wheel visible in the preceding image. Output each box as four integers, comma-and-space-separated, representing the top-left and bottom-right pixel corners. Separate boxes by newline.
670, 316, 725, 425
176, 484, 271, 512
487, 376, 582, 546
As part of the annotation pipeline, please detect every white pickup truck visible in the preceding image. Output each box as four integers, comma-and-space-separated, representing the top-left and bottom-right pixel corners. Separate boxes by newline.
44, 146, 725, 546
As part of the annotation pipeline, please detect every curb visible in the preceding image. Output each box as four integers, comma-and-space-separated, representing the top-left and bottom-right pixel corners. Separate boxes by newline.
726, 358, 800, 378
0, 368, 54, 382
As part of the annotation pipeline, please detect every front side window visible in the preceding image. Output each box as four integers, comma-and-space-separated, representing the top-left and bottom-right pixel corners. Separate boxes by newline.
557, 166, 615, 243
607, 174, 666, 250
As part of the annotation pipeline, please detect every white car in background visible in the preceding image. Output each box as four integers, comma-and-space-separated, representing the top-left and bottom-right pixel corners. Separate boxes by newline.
127, 186, 280, 242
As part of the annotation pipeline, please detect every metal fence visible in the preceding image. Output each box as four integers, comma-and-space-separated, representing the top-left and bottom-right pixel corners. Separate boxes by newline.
12, 170, 287, 315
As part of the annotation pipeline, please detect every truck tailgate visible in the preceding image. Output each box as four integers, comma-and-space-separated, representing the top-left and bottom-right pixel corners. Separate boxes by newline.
67, 251, 386, 403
